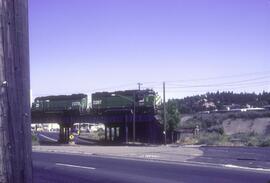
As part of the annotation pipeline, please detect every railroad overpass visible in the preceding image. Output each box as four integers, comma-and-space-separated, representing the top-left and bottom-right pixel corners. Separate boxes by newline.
31, 111, 162, 144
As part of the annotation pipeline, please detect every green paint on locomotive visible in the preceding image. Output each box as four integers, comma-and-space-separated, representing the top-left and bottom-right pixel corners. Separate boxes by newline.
32, 94, 88, 113
92, 90, 156, 113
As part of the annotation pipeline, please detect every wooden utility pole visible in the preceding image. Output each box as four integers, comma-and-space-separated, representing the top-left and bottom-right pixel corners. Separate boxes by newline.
163, 82, 167, 145
133, 91, 136, 143
0, 0, 32, 183
137, 82, 142, 90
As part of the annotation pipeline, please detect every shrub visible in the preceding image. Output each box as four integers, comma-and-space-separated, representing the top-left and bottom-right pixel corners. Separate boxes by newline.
207, 125, 224, 135
197, 132, 227, 145
32, 134, 39, 145
229, 132, 270, 147
259, 136, 270, 147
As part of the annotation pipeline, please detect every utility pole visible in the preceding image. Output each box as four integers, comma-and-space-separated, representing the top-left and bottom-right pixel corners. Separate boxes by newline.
137, 82, 142, 90
0, 0, 32, 183
133, 91, 136, 143
134, 82, 142, 142
125, 114, 128, 143
163, 82, 167, 145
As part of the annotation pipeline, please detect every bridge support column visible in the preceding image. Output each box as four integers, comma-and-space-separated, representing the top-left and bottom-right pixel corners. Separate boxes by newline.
119, 125, 124, 142
109, 127, 112, 141
59, 125, 63, 143
59, 124, 71, 144
114, 127, 117, 141
148, 121, 152, 144
104, 125, 108, 141
125, 114, 128, 143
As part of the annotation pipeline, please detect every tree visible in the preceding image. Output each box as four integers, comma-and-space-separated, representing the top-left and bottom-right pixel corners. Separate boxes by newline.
174, 91, 270, 114
166, 100, 180, 132
166, 100, 180, 142
159, 100, 180, 142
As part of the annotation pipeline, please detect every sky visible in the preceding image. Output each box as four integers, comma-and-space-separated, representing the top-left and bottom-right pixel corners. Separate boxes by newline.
29, 0, 270, 100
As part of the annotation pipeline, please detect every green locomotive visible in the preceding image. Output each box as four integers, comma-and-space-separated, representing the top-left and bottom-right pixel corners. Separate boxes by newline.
32, 94, 88, 113
91, 89, 156, 115
31, 90, 157, 115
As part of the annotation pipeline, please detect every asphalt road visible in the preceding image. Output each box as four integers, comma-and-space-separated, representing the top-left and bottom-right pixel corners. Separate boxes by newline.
191, 146, 270, 168
33, 152, 270, 183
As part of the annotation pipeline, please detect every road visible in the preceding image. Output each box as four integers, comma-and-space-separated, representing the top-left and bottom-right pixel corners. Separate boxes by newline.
33, 152, 270, 183
192, 146, 270, 168
33, 145, 270, 169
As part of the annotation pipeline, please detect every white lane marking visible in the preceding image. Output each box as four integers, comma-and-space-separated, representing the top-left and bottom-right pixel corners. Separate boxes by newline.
56, 163, 96, 170
38, 134, 58, 142
224, 164, 270, 172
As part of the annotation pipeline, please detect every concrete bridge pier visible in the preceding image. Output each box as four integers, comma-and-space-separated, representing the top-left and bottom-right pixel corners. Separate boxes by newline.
104, 125, 113, 142
104, 125, 108, 141
104, 125, 121, 142
109, 127, 112, 141
59, 123, 73, 144
114, 127, 117, 141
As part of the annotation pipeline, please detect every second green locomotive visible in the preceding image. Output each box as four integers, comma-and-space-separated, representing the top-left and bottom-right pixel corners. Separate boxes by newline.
91, 89, 156, 115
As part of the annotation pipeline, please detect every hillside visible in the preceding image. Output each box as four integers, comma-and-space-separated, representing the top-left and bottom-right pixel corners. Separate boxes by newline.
173, 91, 270, 114
179, 111, 270, 146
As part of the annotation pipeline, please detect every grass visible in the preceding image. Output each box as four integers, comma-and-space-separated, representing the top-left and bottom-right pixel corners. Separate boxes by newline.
260, 136, 270, 147
197, 132, 229, 146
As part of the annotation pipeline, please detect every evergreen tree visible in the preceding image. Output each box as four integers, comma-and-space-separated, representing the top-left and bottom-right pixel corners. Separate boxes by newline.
172, 91, 270, 114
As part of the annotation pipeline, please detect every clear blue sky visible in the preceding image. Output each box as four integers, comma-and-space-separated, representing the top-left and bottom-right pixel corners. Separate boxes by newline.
29, 0, 270, 100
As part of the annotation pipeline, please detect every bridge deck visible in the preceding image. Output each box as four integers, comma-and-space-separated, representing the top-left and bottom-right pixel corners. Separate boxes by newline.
31, 111, 158, 124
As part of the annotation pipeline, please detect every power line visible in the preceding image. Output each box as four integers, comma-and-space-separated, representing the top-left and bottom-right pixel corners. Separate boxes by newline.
164, 71, 270, 84
136, 70, 270, 85
165, 83, 270, 93
144, 81, 269, 91
32, 71, 270, 98
142, 80, 269, 96
144, 76, 270, 89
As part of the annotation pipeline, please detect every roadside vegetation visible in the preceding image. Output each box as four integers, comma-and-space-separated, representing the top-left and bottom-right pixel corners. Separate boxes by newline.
32, 134, 39, 146
196, 132, 270, 147
179, 111, 270, 147
159, 99, 180, 142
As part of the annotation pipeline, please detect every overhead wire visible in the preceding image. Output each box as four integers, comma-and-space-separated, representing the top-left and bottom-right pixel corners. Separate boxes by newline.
32, 70, 270, 97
